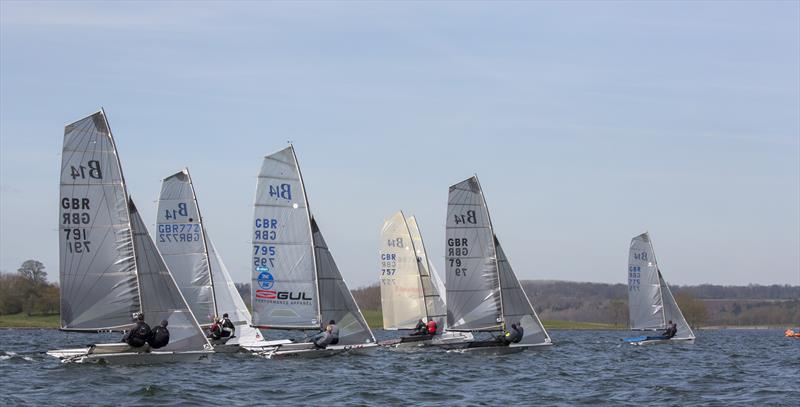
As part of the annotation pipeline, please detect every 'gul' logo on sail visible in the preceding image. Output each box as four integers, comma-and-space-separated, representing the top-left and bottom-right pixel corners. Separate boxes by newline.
255, 290, 313, 301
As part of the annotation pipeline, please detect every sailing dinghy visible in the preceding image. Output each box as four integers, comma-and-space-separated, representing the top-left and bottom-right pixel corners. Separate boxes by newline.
247, 145, 377, 358
378, 211, 472, 348
47, 110, 213, 364
156, 168, 281, 352
623, 232, 695, 345
444, 176, 552, 354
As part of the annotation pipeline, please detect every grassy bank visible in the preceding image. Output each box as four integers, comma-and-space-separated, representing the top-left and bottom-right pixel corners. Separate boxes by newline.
0, 313, 60, 328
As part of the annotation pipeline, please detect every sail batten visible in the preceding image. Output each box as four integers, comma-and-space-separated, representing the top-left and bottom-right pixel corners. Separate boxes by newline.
379, 211, 427, 330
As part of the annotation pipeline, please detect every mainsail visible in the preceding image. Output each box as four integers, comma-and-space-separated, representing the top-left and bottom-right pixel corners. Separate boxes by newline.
379, 211, 426, 330
627, 232, 694, 339
157, 168, 262, 342
59, 110, 139, 331
252, 145, 374, 345
379, 212, 447, 330
156, 170, 216, 324
129, 200, 210, 352
446, 177, 502, 331
446, 176, 549, 344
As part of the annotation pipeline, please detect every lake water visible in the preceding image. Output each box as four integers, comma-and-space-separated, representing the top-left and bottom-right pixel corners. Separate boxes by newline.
1, 329, 797, 405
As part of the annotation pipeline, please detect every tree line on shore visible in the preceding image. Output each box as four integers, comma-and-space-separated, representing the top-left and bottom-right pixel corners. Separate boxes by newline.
2, 260, 798, 327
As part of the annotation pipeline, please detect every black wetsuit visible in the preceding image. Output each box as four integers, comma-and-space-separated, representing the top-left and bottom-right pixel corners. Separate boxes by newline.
221, 318, 235, 338
410, 321, 427, 336
123, 321, 152, 347
514, 326, 524, 343
148, 326, 170, 349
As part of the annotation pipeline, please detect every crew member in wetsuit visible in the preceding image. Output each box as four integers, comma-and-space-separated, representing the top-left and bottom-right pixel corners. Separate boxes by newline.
514, 322, 524, 343
122, 313, 151, 348
499, 323, 521, 345
662, 320, 677, 339
208, 316, 222, 340
328, 320, 340, 345
312, 325, 334, 348
148, 320, 170, 349
426, 319, 438, 336
410, 319, 427, 336
220, 313, 235, 338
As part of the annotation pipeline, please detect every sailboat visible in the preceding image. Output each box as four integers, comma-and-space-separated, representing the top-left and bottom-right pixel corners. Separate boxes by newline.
47, 110, 213, 364
624, 232, 695, 345
444, 176, 552, 354
248, 145, 377, 358
378, 211, 472, 347
156, 168, 279, 352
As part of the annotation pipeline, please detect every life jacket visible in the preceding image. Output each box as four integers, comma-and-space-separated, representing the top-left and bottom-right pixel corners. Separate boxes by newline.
426, 320, 437, 335
209, 323, 221, 339
148, 326, 170, 349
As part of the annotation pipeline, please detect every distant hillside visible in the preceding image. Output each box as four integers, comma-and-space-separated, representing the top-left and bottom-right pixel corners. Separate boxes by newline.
349, 281, 800, 327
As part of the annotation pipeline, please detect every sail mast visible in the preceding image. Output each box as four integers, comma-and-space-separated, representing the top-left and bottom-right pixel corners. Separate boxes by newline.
648, 233, 667, 328
102, 108, 143, 319
473, 175, 505, 325
185, 168, 219, 318
290, 144, 323, 328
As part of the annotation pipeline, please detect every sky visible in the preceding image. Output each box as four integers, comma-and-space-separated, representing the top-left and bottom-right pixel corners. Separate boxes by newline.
1, 1, 798, 288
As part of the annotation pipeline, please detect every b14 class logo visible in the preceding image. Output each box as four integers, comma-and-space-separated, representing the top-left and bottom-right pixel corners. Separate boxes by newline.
257, 268, 274, 290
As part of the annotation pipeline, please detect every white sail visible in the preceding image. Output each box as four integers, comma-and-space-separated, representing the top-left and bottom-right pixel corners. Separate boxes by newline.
251, 146, 318, 329
313, 219, 375, 345
206, 237, 264, 345
156, 169, 216, 324
445, 177, 502, 331
406, 216, 447, 328
129, 200, 211, 352
59, 110, 139, 331
495, 237, 550, 345
627, 232, 665, 330
379, 211, 426, 330
659, 272, 695, 339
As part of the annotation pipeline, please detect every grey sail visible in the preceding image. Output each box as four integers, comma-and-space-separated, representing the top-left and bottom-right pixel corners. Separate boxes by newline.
406, 216, 447, 328
445, 177, 502, 331
156, 170, 216, 324
627, 232, 665, 330
129, 200, 210, 352
59, 110, 139, 331
251, 146, 319, 329
495, 237, 550, 345
313, 219, 375, 345
659, 272, 695, 339
379, 211, 426, 330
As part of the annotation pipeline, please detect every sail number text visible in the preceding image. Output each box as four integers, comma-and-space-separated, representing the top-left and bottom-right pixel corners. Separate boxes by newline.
447, 238, 469, 277
453, 210, 477, 225
69, 160, 103, 180
628, 266, 641, 291
61, 197, 92, 253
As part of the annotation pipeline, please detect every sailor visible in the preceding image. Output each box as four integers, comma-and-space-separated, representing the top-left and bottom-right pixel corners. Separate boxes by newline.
514, 322, 524, 343
122, 313, 151, 348
500, 323, 521, 345
220, 313, 235, 338
312, 325, 334, 348
148, 320, 170, 349
208, 316, 222, 340
426, 319, 438, 336
662, 320, 677, 339
328, 320, 340, 345
410, 319, 427, 336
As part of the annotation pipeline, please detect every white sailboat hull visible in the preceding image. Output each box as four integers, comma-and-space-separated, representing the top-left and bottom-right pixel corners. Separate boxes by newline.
447, 341, 553, 355
628, 337, 695, 346
47, 343, 213, 364
260, 342, 379, 359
